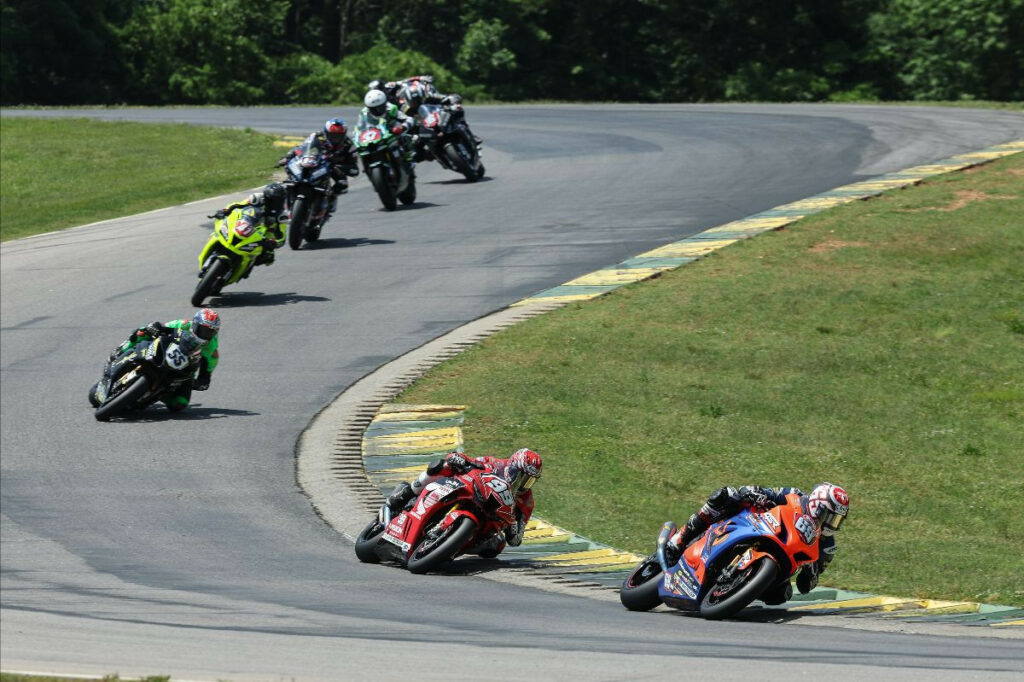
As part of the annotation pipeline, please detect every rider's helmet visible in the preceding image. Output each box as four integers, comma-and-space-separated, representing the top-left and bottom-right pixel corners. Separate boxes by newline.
191, 308, 220, 344
262, 182, 286, 216
398, 80, 426, 111
507, 448, 543, 493
323, 118, 347, 147
807, 483, 849, 536
364, 89, 388, 117
367, 79, 385, 92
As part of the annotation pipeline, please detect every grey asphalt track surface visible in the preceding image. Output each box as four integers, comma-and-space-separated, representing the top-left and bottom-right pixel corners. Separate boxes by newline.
2, 105, 1023, 681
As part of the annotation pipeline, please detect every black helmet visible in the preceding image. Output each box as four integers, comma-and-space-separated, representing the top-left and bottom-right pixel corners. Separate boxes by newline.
263, 182, 286, 214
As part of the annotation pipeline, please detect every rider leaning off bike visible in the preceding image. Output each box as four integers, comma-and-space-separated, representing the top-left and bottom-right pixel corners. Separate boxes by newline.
277, 118, 360, 218
370, 75, 483, 148
361, 88, 417, 165
386, 448, 543, 557
664, 483, 850, 604
209, 182, 288, 266
89, 308, 221, 411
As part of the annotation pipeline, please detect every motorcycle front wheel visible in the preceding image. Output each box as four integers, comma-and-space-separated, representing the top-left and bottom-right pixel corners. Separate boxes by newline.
444, 144, 476, 182
619, 554, 664, 611
406, 516, 476, 574
397, 173, 416, 205
288, 197, 309, 250
191, 258, 230, 307
94, 374, 150, 422
699, 556, 778, 620
354, 518, 387, 563
370, 166, 397, 211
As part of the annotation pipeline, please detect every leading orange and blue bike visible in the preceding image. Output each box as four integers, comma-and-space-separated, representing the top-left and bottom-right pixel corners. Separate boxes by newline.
620, 492, 822, 619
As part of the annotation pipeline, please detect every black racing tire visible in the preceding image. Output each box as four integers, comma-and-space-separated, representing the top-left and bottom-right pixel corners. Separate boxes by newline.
354, 518, 387, 563
476, 163, 486, 179
370, 167, 397, 211
191, 258, 229, 307
94, 374, 150, 422
619, 555, 664, 611
288, 197, 309, 250
699, 557, 779, 620
406, 516, 476, 574
397, 174, 416, 205
444, 143, 475, 182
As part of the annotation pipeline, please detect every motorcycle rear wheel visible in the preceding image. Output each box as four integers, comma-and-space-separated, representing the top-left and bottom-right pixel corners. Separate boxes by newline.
406, 516, 476, 574
699, 556, 778, 620
370, 167, 397, 211
354, 518, 386, 563
191, 258, 230, 307
619, 554, 664, 611
94, 374, 150, 422
288, 197, 309, 250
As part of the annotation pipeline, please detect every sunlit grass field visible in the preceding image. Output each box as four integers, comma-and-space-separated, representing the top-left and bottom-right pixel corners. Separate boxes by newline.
0, 117, 281, 241
401, 153, 1024, 605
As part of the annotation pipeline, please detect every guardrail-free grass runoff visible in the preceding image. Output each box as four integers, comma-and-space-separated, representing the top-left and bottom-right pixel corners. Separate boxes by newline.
400, 152, 1024, 606
0, 117, 282, 241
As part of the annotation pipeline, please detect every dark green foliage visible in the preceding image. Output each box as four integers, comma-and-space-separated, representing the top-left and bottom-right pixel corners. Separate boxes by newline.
1, 0, 1021, 104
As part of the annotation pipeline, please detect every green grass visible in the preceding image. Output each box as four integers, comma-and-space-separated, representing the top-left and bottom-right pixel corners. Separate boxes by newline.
0, 671, 167, 675
401, 153, 1024, 606
0, 117, 282, 241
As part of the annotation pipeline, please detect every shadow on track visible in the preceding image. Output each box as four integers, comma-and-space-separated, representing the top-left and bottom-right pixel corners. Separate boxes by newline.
97, 406, 260, 422
426, 176, 494, 185
304, 237, 396, 250
375, 202, 444, 212
207, 292, 331, 308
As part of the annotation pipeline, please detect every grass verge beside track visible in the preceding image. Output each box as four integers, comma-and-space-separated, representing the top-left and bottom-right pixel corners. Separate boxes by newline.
0, 117, 281, 241
400, 153, 1024, 606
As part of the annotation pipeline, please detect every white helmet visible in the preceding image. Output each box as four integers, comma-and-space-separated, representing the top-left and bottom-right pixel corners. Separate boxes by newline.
808, 483, 849, 536
364, 89, 388, 117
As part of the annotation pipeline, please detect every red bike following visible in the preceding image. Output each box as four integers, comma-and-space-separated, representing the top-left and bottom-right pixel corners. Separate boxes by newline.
355, 460, 518, 573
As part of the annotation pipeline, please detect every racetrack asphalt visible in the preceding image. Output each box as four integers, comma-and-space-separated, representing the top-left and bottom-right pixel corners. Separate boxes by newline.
2, 104, 1023, 681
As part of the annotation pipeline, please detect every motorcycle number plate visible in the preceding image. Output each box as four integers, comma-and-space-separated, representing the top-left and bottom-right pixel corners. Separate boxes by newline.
165, 344, 189, 370
234, 220, 254, 238
482, 475, 514, 507
795, 513, 818, 544
360, 128, 382, 144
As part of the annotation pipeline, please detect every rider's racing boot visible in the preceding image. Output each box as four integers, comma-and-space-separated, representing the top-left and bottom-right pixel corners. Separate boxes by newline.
663, 514, 706, 565
386, 482, 415, 512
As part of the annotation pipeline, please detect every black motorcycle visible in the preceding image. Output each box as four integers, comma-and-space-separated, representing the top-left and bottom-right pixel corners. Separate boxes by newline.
283, 135, 333, 249
414, 98, 484, 182
91, 330, 202, 421
354, 113, 416, 211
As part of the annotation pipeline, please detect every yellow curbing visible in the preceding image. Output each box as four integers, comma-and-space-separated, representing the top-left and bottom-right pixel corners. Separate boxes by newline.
991, 620, 1024, 627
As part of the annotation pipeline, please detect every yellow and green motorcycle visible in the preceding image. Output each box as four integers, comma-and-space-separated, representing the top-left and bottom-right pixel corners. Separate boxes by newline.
192, 206, 281, 306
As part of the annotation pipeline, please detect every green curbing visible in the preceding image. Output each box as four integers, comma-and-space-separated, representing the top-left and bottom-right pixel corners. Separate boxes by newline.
513, 139, 1024, 307
363, 403, 1022, 625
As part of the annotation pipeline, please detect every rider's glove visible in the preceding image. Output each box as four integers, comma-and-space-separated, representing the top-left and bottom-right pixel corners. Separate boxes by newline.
796, 564, 819, 594
209, 209, 228, 220
144, 322, 166, 337
739, 485, 773, 510
445, 452, 471, 473
275, 157, 289, 167
391, 125, 406, 135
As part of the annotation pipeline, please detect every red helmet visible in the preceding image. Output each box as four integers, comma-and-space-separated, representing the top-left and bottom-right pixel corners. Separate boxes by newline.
191, 308, 220, 343
808, 483, 849, 536
323, 118, 347, 146
508, 448, 542, 492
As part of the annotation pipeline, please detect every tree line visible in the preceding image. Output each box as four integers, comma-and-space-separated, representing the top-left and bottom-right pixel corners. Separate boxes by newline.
2, 0, 1021, 106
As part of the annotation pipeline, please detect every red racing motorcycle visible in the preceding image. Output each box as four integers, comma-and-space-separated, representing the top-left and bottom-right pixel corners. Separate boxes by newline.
355, 461, 518, 573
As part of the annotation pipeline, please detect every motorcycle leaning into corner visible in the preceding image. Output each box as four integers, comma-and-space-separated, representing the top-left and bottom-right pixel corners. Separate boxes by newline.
619, 492, 822, 619
354, 460, 518, 573
282, 135, 335, 249
192, 206, 281, 307
353, 113, 416, 211
414, 96, 484, 182
91, 329, 203, 421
